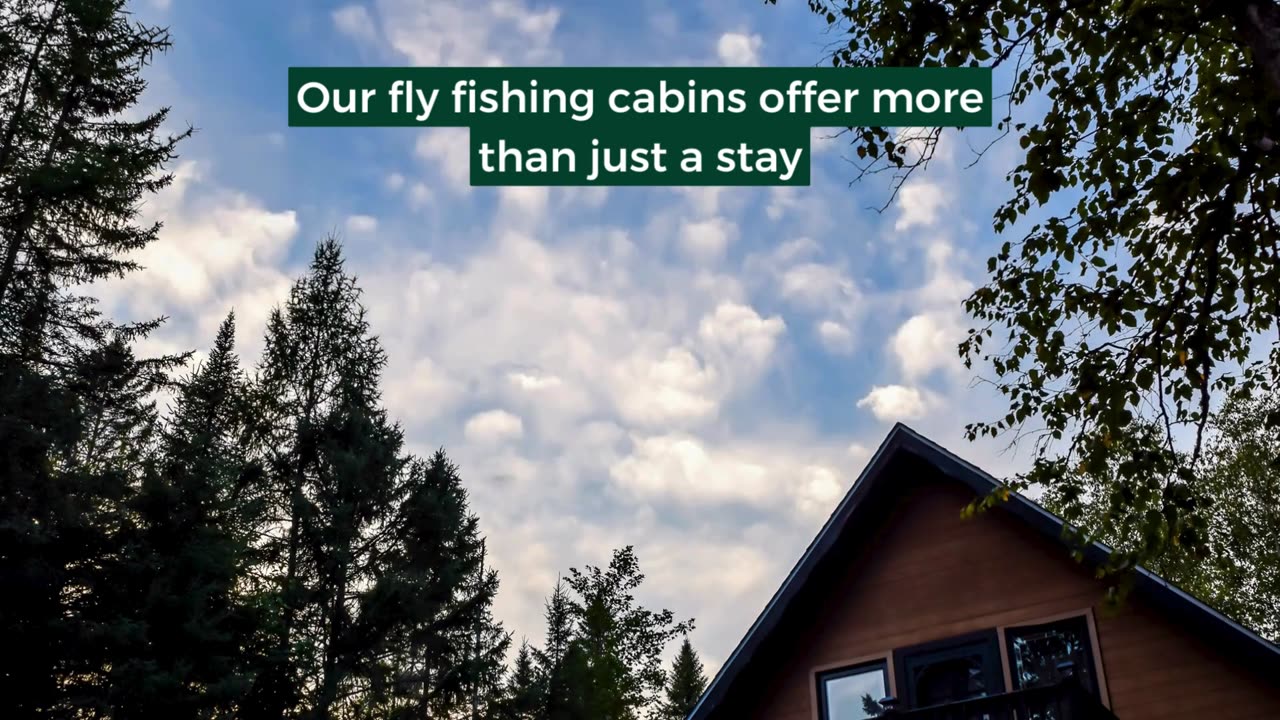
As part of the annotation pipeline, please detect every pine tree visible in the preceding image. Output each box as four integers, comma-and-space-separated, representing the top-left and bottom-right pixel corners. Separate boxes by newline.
571, 593, 634, 720
49, 336, 177, 715
0, 335, 172, 715
0, 0, 189, 365
0, 1, 188, 713
368, 450, 505, 719
106, 314, 263, 717
659, 638, 707, 720
501, 642, 543, 720
459, 543, 513, 720
535, 579, 578, 720
245, 238, 405, 719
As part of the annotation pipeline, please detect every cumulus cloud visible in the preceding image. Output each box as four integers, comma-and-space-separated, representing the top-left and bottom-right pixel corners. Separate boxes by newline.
679, 216, 736, 262
98, 161, 297, 358
345, 214, 379, 233
817, 319, 854, 354
778, 262, 860, 318
465, 409, 526, 443
894, 179, 950, 231
717, 32, 763, 66
697, 302, 785, 368
332, 5, 379, 44
338, 0, 562, 67
857, 384, 931, 421
891, 312, 965, 379
609, 433, 846, 518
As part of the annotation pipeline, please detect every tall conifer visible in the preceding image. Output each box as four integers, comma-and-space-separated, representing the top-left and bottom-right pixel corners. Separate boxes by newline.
659, 638, 707, 720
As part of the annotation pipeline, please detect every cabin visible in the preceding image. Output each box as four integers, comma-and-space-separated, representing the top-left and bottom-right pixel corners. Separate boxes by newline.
688, 424, 1280, 720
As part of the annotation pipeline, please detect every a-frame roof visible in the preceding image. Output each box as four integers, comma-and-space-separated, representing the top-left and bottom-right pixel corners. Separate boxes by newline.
688, 423, 1280, 720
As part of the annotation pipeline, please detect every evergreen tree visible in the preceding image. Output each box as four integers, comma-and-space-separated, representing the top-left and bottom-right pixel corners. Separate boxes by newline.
659, 638, 707, 720
459, 543, 513, 720
106, 314, 263, 717
534, 579, 578, 720
0, 336, 171, 715
0, 0, 189, 365
0, 0, 188, 713
368, 450, 505, 720
501, 642, 543, 720
245, 238, 404, 719
49, 336, 177, 715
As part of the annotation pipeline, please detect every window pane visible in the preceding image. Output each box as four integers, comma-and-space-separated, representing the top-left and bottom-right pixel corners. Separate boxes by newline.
897, 632, 1004, 710
821, 665, 888, 720
1006, 616, 1096, 694
910, 652, 989, 705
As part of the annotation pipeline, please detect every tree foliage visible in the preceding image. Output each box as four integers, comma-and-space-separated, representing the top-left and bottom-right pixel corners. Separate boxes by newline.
1043, 390, 1280, 639
0, 3, 189, 713
0, 3, 706, 717
785, 0, 1280, 576
525, 549, 695, 720
658, 637, 707, 720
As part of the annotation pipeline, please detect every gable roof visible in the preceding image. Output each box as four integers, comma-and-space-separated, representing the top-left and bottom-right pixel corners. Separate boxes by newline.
688, 422, 1280, 720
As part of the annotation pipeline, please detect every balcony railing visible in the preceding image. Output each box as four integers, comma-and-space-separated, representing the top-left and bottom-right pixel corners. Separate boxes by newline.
879, 679, 1119, 720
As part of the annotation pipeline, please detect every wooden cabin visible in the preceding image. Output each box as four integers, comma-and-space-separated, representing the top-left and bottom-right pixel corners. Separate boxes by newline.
688, 424, 1280, 720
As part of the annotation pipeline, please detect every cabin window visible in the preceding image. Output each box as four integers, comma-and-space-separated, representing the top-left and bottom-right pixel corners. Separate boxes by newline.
816, 661, 890, 720
894, 631, 1005, 709
1004, 615, 1100, 697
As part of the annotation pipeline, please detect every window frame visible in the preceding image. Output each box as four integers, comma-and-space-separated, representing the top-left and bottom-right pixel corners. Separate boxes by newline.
998, 609, 1112, 709
892, 628, 1007, 710
812, 655, 893, 720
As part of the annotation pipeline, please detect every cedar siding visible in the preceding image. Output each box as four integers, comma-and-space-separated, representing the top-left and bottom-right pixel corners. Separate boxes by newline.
697, 435, 1280, 720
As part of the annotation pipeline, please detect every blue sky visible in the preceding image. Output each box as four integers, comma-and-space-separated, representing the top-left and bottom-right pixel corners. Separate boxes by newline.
112, 0, 1040, 674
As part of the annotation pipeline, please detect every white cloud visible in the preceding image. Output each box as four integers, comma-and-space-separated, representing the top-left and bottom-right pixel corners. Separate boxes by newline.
677, 186, 728, 217
508, 370, 564, 391
332, 5, 379, 44
99, 161, 297, 357
345, 214, 379, 233
385, 357, 464, 424
857, 384, 930, 421
614, 348, 719, 426
609, 433, 846, 518
817, 320, 853, 354
891, 312, 964, 379
500, 186, 550, 218
698, 302, 785, 369
465, 409, 526, 443
895, 179, 950, 231
408, 182, 433, 208
355, 0, 562, 67
679, 216, 736, 262
385, 172, 406, 191
778, 262, 860, 318
717, 32, 763, 67
416, 128, 472, 191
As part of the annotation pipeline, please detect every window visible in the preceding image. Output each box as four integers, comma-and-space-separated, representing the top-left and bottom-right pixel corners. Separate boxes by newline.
895, 631, 1005, 710
1004, 615, 1100, 697
817, 661, 890, 720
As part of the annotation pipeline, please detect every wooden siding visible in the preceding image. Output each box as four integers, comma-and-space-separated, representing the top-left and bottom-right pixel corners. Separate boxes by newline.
738, 472, 1280, 720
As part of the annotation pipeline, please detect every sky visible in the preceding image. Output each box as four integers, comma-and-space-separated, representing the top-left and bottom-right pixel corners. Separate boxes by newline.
107, 0, 1042, 676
